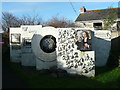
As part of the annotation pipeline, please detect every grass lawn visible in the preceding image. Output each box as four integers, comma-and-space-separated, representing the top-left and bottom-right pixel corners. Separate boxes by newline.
2, 46, 120, 88
8, 60, 120, 88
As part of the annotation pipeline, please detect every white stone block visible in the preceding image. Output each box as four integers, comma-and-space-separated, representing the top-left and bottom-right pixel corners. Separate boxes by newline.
21, 47, 36, 66
36, 58, 57, 70
9, 25, 42, 63
21, 53, 35, 66
10, 46, 21, 63
32, 26, 58, 70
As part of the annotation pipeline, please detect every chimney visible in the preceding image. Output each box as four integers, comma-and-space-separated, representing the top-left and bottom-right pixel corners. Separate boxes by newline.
80, 6, 86, 13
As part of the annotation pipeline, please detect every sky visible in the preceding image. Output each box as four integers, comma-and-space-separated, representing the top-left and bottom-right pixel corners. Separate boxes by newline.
1, 2, 119, 22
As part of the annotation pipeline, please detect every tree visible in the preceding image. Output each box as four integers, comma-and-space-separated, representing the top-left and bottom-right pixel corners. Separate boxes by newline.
45, 16, 74, 28
2, 12, 43, 32
2, 11, 74, 31
18, 14, 43, 25
2, 12, 20, 31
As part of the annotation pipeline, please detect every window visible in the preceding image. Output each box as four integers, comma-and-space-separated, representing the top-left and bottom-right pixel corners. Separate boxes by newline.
23, 39, 31, 46
11, 34, 21, 44
93, 23, 102, 30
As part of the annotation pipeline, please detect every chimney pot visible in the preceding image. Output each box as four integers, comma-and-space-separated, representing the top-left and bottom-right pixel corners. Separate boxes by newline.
80, 6, 86, 13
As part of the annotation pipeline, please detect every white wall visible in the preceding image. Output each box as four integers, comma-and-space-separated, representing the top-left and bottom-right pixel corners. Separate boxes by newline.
9, 25, 42, 65
10, 25, 118, 69
56, 28, 95, 77
9, 28, 22, 62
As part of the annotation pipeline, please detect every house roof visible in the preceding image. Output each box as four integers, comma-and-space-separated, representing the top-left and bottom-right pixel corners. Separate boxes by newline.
75, 7, 120, 22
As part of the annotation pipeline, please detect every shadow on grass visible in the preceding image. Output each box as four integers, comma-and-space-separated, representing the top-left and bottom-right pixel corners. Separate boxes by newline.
7, 62, 105, 88
2, 46, 120, 88
9, 62, 120, 88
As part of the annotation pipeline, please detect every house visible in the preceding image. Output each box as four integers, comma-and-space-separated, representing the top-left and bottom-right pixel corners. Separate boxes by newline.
75, 6, 120, 30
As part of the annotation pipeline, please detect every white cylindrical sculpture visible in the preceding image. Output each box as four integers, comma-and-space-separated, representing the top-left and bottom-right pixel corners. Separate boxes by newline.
31, 27, 58, 70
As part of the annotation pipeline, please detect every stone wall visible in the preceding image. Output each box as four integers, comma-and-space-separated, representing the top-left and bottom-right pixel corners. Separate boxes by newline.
75, 22, 93, 28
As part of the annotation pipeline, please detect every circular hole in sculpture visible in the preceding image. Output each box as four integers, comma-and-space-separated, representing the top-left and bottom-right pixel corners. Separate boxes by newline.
40, 35, 56, 53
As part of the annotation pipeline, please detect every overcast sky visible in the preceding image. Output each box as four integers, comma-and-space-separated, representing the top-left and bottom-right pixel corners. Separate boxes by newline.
1, 2, 119, 22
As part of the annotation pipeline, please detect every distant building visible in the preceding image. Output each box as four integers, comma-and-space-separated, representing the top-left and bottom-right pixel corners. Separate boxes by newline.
75, 6, 120, 30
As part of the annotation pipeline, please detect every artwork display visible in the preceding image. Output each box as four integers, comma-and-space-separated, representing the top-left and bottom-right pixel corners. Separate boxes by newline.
75, 30, 92, 51
11, 34, 21, 44
57, 28, 95, 77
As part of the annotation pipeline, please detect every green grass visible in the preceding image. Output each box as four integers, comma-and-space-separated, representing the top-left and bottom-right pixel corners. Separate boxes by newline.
2, 46, 120, 88
8, 61, 120, 88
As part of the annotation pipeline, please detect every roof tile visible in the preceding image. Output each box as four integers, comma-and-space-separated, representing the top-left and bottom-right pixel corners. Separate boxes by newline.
75, 8, 120, 21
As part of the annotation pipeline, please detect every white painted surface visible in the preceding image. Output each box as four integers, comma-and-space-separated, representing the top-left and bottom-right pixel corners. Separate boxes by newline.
9, 28, 22, 62
32, 27, 58, 70
21, 47, 36, 66
36, 58, 57, 70
20, 25, 42, 66
21, 53, 35, 66
10, 25, 115, 68
56, 28, 95, 77
9, 25, 42, 65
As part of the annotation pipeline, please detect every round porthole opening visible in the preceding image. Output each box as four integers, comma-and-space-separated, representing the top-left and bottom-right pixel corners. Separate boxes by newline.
40, 35, 56, 53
